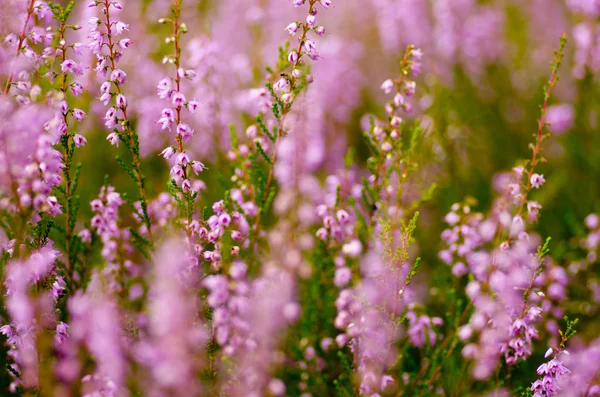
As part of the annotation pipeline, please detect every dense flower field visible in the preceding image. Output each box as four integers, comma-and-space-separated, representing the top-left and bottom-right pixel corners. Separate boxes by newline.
1, 0, 600, 396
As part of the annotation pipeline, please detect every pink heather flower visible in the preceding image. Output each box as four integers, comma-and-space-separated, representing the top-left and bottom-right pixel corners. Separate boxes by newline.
110, 69, 127, 84
29, 30, 48, 45
391, 116, 402, 127
288, 50, 299, 64
508, 183, 521, 198
35, 2, 51, 18
274, 77, 290, 92
334, 267, 352, 287
160, 147, 176, 159
114, 21, 129, 35
100, 81, 111, 94
191, 161, 206, 175
61, 59, 83, 76
404, 81, 416, 96
73, 134, 87, 147
60, 101, 69, 114
303, 40, 319, 60
184, 69, 197, 80
286, 22, 299, 35
381, 79, 394, 94
268, 379, 286, 396
170, 165, 184, 178
71, 82, 84, 97
316, 227, 328, 240
320, 0, 332, 7
219, 213, 232, 226
527, 201, 542, 219
292, 0, 304, 6
336, 209, 350, 224
315, 26, 326, 36
172, 92, 186, 107
530, 173, 546, 189
176, 153, 189, 166
187, 100, 199, 113
342, 239, 363, 258
176, 123, 194, 141
156, 78, 172, 99
246, 125, 258, 138
100, 93, 111, 106
158, 108, 176, 129
72, 109, 86, 121
88, 16, 100, 30
72, 43, 85, 56
107, 132, 120, 146
4, 33, 18, 45
47, 196, 62, 216
16, 81, 31, 91
585, 214, 599, 229
116, 94, 127, 108
118, 38, 132, 49
513, 166, 525, 179
393, 93, 404, 107
307, 14, 317, 28
182, 179, 192, 193
105, 104, 117, 118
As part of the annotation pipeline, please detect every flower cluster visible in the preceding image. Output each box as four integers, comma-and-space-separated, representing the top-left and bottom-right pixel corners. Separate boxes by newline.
90, 185, 135, 293
531, 355, 570, 397
88, 1, 132, 145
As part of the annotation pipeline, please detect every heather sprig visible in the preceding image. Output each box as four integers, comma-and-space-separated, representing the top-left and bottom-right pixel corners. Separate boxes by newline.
504, 33, 568, 247
310, 44, 433, 396
245, 0, 331, 246
46, 0, 87, 291
436, 34, 569, 383
528, 317, 577, 397
157, 0, 205, 227
88, 0, 154, 248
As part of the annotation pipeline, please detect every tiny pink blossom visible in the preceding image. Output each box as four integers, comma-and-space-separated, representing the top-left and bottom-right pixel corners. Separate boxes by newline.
530, 173, 545, 189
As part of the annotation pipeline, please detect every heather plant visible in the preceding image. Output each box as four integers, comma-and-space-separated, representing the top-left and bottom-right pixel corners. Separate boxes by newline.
1, 0, 600, 396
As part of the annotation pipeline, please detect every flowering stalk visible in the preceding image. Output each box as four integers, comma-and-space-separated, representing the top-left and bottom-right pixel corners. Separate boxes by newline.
436, 34, 569, 383
157, 0, 205, 226
313, 45, 429, 395
249, 0, 329, 245
374, 45, 422, 210
530, 317, 577, 397
47, 1, 87, 288
89, 0, 154, 248
505, 33, 567, 246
